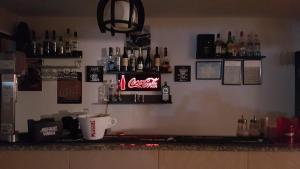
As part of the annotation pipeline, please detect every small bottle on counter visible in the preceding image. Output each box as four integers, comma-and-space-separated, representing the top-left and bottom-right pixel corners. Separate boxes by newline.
237, 115, 248, 137
249, 115, 260, 137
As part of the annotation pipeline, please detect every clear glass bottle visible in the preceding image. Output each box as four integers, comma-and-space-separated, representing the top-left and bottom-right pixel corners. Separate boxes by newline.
249, 116, 260, 137
226, 31, 234, 57
107, 47, 115, 72
65, 28, 72, 55
57, 36, 64, 56
115, 47, 121, 72
215, 33, 222, 57
72, 31, 79, 52
50, 30, 57, 56
129, 49, 136, 72
161, 82, 170, 102
232, 36, 238, 57
43, 30, 50, 56
137, 48, 144, 72
253, 34, 261, 57
98, 80, 109, 103
31, 30, 37, 57
237, 115, 248, 137
108, 79, 118, 102
246, 34, 254, 56
238, 31, 246, 57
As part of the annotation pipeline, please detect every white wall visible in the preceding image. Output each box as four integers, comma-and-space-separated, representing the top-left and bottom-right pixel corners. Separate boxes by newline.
15, 16, 298, 136
0, 7, 19, 34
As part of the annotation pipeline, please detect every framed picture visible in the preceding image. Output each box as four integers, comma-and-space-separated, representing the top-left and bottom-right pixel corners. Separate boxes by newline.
174, 65, 191, 82
57, 72, 82, 104
86, 66, 103, 82
222, 60, 242, 85
196, 61, 222, 80
243, 60, 262, 85
18, 59, 42, 91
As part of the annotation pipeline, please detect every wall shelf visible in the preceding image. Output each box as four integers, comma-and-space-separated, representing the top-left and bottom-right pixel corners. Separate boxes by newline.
197, 55, 266, 60
93, 95, 172, 105
105, 70, 172, 75
27, 51, 83, 59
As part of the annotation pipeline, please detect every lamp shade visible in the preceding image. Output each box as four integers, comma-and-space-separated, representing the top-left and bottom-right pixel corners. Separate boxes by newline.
97, 0, 145, 36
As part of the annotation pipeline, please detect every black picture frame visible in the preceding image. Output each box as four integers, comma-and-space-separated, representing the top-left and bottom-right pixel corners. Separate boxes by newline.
222, 60, 242, 85
86, 66, 103, 82
243, 60, 262, 85
174, 65, 191, 82
196, 61, 222, 80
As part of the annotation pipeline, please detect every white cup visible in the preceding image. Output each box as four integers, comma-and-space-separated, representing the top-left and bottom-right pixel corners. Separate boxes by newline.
78, 114, 117, 140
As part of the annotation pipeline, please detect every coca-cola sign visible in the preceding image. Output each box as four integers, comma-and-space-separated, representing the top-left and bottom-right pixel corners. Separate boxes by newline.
118, 73, 161, 91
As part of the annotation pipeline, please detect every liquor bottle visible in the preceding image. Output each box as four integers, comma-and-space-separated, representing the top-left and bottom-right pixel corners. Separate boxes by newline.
115, 47, 121, 72
50, 30, 57, 56
238, 31, 246, 57
31, 30, 37, 57
129, 49, 136, 72
253, 34, 261, 57
221, 37, 227, 57
161, 82, 170, 102
121, 47, 129, 72
232, 36, 238, 57
144, 47, 152, 72
154, 47, 161, 72
246, 34, 254, 56
107, 47, 115, 72
215, 33, 222, 57
162, 47, 170, 72
226, 31, 234, 57
72, 31, 79, 52
57, 36, 64, 56
137, 48, 144, 72
43, 30, 50, 56
65, 28, 72, 56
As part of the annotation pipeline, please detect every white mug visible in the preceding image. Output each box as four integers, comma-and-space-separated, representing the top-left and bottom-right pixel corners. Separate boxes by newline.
78, 114, 117, 140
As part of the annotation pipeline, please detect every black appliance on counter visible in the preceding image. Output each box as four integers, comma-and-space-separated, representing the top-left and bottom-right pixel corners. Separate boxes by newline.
196, 34, 215, 59
0, 32, 26, 142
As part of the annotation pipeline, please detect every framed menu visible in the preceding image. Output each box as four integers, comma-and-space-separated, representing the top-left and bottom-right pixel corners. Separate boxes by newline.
222, 60, 242, 85
174, 65, 191, 82
243, 60, 262, 85
196, 61, 222, 80
86, 66, 103, 82
57, 72, 82, 104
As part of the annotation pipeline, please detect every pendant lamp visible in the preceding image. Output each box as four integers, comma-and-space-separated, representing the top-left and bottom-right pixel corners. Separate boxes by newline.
97, 0, 145, 36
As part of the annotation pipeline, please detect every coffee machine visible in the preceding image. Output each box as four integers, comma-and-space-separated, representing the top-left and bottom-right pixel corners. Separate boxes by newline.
0, 35, 26, 142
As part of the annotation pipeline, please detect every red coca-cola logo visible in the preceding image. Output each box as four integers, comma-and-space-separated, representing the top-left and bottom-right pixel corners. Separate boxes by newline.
128, 77, 159, 89
90, 120, 96, 137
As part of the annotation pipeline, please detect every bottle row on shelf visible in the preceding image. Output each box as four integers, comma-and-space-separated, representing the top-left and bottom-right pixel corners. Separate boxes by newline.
214, 31, 261, 58
29, 28, 80, 58
101, 46, 171, 74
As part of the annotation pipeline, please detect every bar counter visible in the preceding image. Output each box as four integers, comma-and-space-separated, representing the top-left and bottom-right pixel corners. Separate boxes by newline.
0, 137, 299, 152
